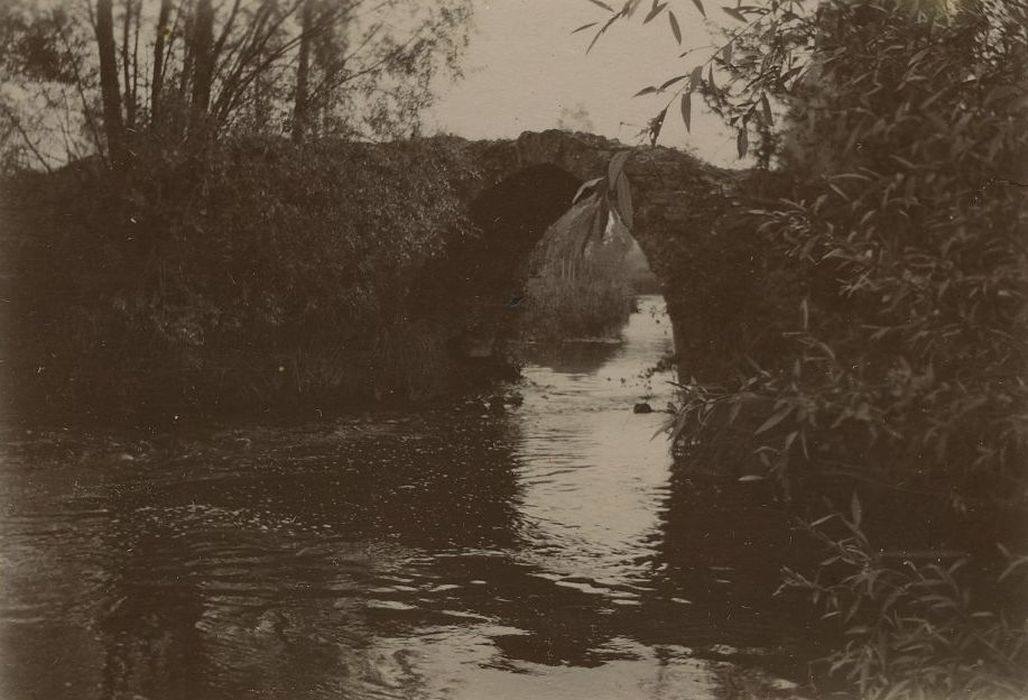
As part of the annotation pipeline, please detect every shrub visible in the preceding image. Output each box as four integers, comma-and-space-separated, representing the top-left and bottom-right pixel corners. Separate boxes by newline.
1, 136, 478, 419
669, 0, 1028, 504
782, 499, 1028, 700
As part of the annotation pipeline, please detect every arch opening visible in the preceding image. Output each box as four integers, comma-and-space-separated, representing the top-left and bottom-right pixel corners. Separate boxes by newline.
462, 163, 675, 385
407, 158, 681, 398
515, 195, 662, 346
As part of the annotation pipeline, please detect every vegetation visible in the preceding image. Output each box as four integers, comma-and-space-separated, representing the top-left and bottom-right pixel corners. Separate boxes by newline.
0, 0, 471, 171
578, 0, 1027, 696
0, 0, 1022, 693
0, 0, 475, 420
517, 203, 638, 343
781, 499, 1028, 700
1, 137, 477, 420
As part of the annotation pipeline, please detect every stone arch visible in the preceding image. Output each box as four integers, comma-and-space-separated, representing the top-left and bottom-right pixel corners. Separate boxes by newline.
410, 129, 751, 387
466, 132, 742, 371
407, 161, 585, 384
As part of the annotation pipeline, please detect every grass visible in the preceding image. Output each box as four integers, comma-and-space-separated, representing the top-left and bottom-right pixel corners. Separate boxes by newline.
516, 212, 643, 343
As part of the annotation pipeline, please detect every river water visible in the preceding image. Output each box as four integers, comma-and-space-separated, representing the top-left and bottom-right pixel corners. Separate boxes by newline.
0, 296, 811, 699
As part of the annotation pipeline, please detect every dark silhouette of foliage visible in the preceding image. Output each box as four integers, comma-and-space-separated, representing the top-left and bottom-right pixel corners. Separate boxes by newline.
582, 0, 1027, 695
1, 138, 477, 419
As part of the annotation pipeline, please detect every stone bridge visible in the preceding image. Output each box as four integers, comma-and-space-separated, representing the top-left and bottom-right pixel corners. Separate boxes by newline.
405, 129, 772, 383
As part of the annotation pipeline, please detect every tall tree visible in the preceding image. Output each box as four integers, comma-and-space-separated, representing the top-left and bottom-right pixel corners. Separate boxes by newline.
95, 0, 125, 162
150, 0, 172, 128
189, 0, 214, 140
4, 0, 473, 164
120, 0, 133, 128
291, 0, 313, 142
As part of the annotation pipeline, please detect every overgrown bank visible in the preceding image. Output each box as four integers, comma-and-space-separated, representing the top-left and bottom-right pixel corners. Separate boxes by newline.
1, 138, 492, 422
646, 1, 1028, 696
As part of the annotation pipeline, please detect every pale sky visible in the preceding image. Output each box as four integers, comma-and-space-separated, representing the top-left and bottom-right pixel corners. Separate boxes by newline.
428, 0, 742, 166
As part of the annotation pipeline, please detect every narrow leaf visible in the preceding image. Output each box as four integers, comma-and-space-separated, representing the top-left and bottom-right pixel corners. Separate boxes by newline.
850, 492, 863, 528
634, 86, 659, 96
722, 5, 746, 21
689, 64, 703, 92
728, 400, 742, 425
586, 12, 621, 53
659, 74, 688, 90
780, 65, 804, 90
572, 22, 598, 34
680, 92, 692, 132
584, 0, 615, 11
690, 0, 706, 17
649, 107, 667, 145
755, 405, 791, 434
760, 92, 773, 124
644, 1, 667, 23
668, 10, 681, 44
810, 514, 836, 528
615, 172, 633, 229
608, 150, 631, 188
573, 177, 605, 204
721, 42, 733, 64
737, 127, 748, 158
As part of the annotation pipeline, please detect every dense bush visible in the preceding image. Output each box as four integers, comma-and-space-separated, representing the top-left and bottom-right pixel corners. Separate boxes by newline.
668, 0, 1027, 510
640, 0, 1028, 694
1, 137, 477, 420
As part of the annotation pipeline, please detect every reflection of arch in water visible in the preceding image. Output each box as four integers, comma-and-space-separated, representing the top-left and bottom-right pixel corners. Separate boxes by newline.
642, 471, 818, 674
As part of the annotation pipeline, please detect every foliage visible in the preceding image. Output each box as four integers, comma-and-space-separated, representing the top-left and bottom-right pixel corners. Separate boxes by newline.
0, 1, 95, 171
752, 0, 1024, 501
1, 136, 477, 419
0, 0, 471, 169
782, 500, 1028, 699
565, 148, 638, 250
582, 1, 1027, 695
518, 209, 637, 342
606, 0, 1028, 501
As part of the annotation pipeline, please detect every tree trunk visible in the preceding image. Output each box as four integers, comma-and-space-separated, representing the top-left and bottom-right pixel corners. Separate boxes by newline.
291, 0, 314, 143
121, 0, 133, 129
130, 0, 141, 130
189, 0, 215, 142
151, 0, 172, 128
95, 0, 126, 164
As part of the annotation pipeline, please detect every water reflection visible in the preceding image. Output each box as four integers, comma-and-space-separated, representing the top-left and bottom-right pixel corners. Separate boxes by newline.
1, 296, 809, 699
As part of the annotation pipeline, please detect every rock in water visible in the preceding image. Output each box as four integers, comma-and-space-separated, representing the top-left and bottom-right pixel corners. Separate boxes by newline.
633, 403, 653, 414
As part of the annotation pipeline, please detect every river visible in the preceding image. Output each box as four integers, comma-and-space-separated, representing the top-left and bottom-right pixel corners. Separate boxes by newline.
0, 295, 812, 699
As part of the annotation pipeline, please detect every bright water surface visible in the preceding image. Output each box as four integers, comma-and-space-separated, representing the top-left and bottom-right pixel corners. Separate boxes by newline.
1, 296, 810, 699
